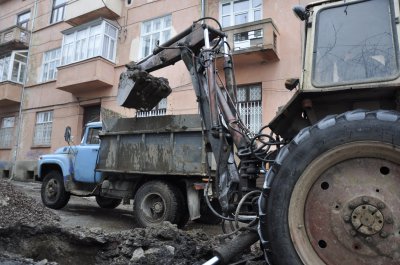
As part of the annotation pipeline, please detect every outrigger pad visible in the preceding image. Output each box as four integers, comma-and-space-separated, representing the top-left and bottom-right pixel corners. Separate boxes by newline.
117, 64, 171, 110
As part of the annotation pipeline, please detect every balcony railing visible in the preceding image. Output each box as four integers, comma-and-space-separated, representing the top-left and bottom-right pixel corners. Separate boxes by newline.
0, 26, 30, 55
64, 0, 122, 26
222, 18, 279, 64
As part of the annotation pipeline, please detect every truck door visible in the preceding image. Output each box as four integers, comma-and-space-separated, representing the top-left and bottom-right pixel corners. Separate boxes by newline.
73, 126, 102, 183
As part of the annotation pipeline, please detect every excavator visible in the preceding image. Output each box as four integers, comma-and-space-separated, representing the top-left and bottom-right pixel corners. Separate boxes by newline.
117, 0, 400, 264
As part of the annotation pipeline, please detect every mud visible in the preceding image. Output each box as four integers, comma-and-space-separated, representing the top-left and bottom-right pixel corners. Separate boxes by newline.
0, 179, 264, 265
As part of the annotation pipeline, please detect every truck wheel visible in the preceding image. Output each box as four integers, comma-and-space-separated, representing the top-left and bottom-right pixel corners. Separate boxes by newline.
259, 110, 400, 265
41, 170, 70, 209
95, 196, 122, 209
133, 180, 185, 228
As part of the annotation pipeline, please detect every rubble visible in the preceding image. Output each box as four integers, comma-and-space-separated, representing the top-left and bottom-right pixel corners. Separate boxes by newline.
0, 179, 264, 265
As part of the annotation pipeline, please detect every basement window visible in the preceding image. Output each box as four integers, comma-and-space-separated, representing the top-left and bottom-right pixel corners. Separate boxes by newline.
60, 19, 118, 66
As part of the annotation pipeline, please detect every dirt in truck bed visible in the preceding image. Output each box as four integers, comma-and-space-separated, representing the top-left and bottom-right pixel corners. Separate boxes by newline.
0, 179, 264, 265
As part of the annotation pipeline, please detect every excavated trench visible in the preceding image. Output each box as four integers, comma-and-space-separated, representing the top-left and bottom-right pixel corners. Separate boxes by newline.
0, 179, 263, 265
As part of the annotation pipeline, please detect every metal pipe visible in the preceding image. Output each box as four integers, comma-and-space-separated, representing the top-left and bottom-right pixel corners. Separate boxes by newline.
11, 0, 39, 180
202, 256, 220, 265
201, 0, 205, 21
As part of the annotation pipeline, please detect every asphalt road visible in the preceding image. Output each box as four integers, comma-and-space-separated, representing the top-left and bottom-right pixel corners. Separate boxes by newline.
11, 180, 222, 235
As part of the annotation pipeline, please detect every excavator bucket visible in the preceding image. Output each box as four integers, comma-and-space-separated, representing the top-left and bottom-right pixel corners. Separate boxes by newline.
117, 66, 171, 110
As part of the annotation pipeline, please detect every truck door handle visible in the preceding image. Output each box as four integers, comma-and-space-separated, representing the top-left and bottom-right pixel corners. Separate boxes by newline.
92, 149, 98, 152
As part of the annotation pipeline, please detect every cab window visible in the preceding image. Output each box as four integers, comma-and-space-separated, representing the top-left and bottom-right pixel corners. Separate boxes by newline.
86, 127, 101, 145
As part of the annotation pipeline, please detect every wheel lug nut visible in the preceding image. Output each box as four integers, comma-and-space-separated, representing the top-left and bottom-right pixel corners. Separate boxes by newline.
343, 215, 350, 222
386, 217, 394, 224
365, 237, 372, 243
350, 230, 357, 237
377, 202, 385, 209
380, 231, 388, 238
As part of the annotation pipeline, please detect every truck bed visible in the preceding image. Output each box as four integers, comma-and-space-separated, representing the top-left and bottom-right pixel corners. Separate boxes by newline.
96, 114, 208, 177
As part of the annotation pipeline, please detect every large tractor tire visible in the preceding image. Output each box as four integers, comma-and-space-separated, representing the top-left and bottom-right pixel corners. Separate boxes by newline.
133, 180, 188, 228
95, 196, 122, 209
259, 110, 400, 265
41, 170, 70, 209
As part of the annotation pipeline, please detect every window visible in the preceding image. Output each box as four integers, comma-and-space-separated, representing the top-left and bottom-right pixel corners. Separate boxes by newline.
313, 0, 398, 86
33, 111, 53, 146
0, 117, 15, 149
17, 11, 31, 29
0, 51, 28, 84
137, 98, 167, 118
61, 19, 118, 66
41, 48, 61, 82
237, 84, 262, 133
140, 15, 172, 58
221, 0, 262, 28
86, 127, 101, 145
51, 0, 66, 24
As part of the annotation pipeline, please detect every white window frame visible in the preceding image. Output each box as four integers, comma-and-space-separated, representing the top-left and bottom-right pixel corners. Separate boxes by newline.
41, 48, 61, 82
0, 51, 28, 84
51, 0, 66, 24
237, 84, 262, 133
33, 111, 53, 146
61, 19, 118, 66
220, 0, 262, 28
139, 15, 172, 59
0, 117, 15, 149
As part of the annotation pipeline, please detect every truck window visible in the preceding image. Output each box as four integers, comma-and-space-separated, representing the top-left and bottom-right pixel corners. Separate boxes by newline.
312, 0, 399, 87
86, 127, 101, 145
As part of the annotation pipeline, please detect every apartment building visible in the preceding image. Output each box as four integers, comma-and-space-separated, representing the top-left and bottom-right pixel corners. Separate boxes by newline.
0, 0, 304, 180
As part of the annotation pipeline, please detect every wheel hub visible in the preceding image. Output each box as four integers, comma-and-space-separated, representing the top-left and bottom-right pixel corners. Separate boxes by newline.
350, 204, 384, 235
152, 202, 164, 214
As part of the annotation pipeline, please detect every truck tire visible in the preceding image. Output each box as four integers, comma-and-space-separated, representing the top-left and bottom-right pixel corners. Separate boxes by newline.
41, 170, 70, 209
133, 180, 186, 228
259, 110, 400, 265
95, 196, 122, 209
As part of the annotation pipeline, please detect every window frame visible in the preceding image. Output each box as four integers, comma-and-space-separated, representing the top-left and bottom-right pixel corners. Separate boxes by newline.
220, 0, 262, 28
0, 51, 28, 84
0, 117, 15, 149
139, 15, 172, 59
51, 0, 66, 24
41, 48, 61, 82
17, 10, 31, 29
60, 19, 118, 66
33, 111, 53, 147
237, 84, 262, 133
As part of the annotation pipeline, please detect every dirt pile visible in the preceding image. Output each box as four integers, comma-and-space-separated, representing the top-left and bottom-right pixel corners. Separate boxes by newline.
0, 179, 60, 228
0, 179, 264, 265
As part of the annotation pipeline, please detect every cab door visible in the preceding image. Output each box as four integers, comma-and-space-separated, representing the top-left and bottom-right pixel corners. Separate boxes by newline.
73, 126, 102, 183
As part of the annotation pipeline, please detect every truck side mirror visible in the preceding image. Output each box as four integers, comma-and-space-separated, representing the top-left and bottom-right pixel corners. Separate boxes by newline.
64, 126, 72, 144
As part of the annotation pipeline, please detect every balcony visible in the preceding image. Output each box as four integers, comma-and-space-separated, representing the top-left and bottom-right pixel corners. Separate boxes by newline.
0, 26, 30, 56
0, 82, 22, 106
219, 19, 279, 66
64, 0, 122, 26
56, 57, 114, 94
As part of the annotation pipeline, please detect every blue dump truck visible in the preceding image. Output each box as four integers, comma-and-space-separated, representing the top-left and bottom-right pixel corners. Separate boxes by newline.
37, 114, 219, 228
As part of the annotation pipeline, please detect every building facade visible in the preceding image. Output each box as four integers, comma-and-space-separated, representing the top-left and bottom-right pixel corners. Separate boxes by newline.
0, 0, 304, 180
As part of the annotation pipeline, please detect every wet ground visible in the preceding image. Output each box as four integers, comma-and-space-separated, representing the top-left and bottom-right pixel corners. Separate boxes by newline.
10, 180, 222, 235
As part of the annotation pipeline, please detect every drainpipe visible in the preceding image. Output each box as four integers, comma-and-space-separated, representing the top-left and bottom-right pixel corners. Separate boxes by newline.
11, 0, 39, 180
